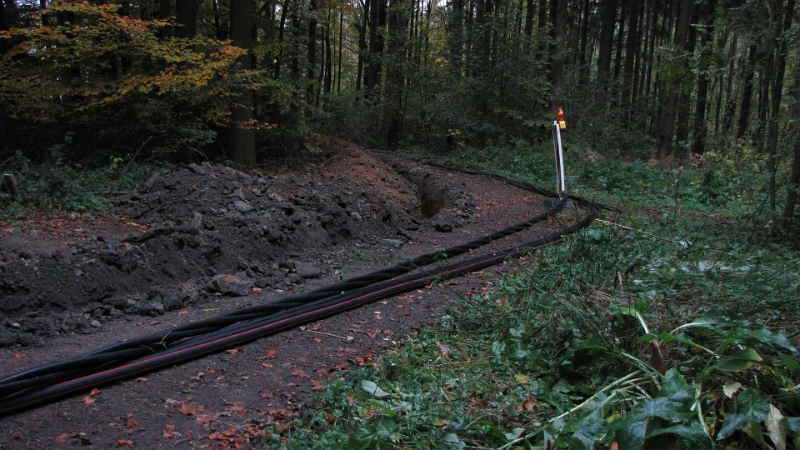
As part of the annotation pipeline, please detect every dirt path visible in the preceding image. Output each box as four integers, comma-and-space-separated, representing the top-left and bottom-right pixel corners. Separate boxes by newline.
0, 140, 556, 448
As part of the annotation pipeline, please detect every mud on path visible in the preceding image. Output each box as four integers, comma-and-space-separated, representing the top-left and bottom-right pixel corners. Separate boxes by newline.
0, 140, 554, 448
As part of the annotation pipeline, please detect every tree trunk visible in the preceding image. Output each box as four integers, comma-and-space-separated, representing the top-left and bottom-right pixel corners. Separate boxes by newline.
0, 0, 8, 56
622, 0, 643, 123
210, 0, 225, 39
274, 0, 290, 79
338, 11, 343, 92
307, 0, 318, 101
783, 73, 800, 220
720, 31, 738, 136
594, 0, 617, 118
449, 0, 464, 72
756, 52, 772, 143
643, 3, 656, 99
631, 0, 646, 105
387, 0, 407, 145
549, 0, 567, 114
366, 0, 385, 95
524, 0, 534, 36
175, 0, 201, 38
767, 0, 794, 210
622, 0, 639, 98
657, 0, 690, 159
673, 2, 698, 158
158, 0, 173, 37
316, 20, 325, 105
229, 0, 256, 166
325, 13, 333, 94
612, 3, 625, 82
736, 42, 757, 139
577, 0, 590, 76
689, 0, 716, 155
356, 0, 369, 90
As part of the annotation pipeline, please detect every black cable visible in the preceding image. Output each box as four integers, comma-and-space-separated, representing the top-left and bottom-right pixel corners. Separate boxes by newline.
0, 168, 603, 416
0, 207, 556, 390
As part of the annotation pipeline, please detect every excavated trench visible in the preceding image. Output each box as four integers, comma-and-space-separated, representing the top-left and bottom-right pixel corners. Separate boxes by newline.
380, 156, 475, 233
412, 172, 452, 219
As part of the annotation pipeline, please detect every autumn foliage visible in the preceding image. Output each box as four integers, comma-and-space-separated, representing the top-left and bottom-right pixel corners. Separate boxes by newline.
0, 1, 248, 159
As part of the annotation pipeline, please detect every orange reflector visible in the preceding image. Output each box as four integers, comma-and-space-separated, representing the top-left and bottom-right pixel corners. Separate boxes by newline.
557, 108, 566, 129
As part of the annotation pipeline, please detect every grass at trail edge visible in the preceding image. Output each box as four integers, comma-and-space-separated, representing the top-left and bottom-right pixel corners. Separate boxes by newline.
254, 146, 800, 449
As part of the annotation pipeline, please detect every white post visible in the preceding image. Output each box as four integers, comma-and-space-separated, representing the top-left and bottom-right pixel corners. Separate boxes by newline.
552, 121, 566, 197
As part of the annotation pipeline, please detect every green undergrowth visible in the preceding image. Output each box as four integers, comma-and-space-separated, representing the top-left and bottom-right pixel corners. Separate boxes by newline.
255, 207, 799, 448
405, 143, 785, 220
247, 143, 800, 448
0, 149, 173, 223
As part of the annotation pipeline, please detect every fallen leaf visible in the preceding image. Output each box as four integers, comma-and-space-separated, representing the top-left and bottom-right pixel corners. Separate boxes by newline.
135, 377, 147, 382
12, 353, 25, 360
90, 388, 101, 396
234, 434, 249, 449
208, 432, 225, 440
162, 424, 181, 439
723, 381, 742, 398
266, 349, 277, 359
224, 401, 246, 412
650, 340, 666, 374
81, 396, 96, 405
436, 341, 451, 360
178, 310, 189, 315
56, 433, 70, 443
195, 417, 213, 429
117, 439, 134, 447
332, 361, 351, 371
291, 368, 310, 379
179, 403, 205, 415
225, 348, 243, 355
765, 404, 785, 450
311, 380, 327, 391
262, 363, 273, 368
524, 397, 538, 411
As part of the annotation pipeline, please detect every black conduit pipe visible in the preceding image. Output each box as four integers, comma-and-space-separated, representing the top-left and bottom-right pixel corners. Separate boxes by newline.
0, 206, 557, 391
0, 185, 601, 416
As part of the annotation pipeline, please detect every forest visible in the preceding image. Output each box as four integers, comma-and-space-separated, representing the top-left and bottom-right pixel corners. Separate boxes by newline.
2, 0, 800, 447
0, 0, 799, 221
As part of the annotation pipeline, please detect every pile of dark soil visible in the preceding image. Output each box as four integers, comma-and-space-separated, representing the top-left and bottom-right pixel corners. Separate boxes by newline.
0, 140, 480, 349
0, 140, 556, 448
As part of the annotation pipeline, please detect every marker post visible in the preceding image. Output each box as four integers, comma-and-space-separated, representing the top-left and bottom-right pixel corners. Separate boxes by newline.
547, 108, 577, 209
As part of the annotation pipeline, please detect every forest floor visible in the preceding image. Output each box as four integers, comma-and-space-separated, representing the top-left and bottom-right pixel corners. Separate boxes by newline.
0, 139, 559, 448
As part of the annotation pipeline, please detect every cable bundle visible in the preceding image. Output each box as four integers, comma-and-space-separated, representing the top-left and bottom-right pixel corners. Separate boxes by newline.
0, 173, 602, 416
